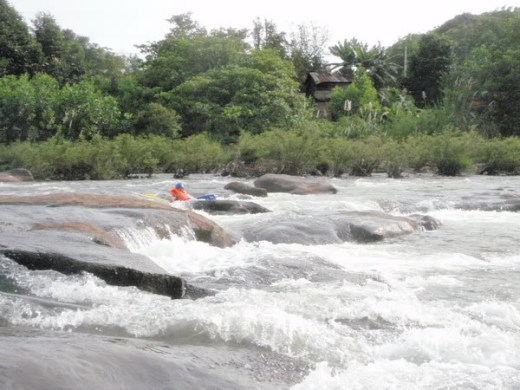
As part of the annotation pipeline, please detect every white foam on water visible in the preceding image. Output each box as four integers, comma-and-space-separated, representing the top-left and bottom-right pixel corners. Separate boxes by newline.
291, 360, 519, 390
3, 272, 369, 364
132, 237, 264, 274
377, 324, 520, 368
464, 301, 520, 331
299, 242, 487, 276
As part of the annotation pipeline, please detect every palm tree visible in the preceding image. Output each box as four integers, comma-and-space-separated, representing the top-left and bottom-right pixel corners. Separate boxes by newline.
328, 39, 401, 91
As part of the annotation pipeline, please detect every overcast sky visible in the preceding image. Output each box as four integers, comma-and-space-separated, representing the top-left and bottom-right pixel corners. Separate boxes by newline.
10, 0, 519, 57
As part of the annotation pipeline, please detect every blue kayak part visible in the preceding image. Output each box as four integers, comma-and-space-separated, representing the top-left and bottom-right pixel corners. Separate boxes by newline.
197, 193, 217, 201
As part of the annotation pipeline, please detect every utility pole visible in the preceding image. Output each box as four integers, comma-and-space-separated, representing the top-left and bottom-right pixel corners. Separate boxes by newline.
404, 46, 408, 78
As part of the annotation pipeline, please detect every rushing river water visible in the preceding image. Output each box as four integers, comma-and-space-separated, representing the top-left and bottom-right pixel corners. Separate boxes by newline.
1, 174, 520, 389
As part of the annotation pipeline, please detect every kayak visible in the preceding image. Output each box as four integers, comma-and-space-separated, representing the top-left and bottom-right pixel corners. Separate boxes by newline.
139, 193, 170, 204
139, 193, 217, 204
196, 193, 217, 201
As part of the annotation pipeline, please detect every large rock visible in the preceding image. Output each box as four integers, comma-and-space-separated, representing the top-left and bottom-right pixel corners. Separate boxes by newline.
224, 182, 268, 197
242, 211, 441, 245
253, 174, 337, 195
0, 193, 234, 248
191, 199, 270, 215
0, 193, 236, 299
0, 329, 305, 390
0, 168, 34, 182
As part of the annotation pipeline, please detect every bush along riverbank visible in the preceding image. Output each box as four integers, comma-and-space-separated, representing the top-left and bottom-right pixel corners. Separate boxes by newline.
1, 128, 519, 181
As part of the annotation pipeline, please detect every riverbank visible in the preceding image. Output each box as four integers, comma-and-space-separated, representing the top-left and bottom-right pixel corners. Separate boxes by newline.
1, 131, 519, 182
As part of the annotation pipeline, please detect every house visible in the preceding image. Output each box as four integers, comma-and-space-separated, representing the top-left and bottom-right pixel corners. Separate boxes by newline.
304, 72, 351, 119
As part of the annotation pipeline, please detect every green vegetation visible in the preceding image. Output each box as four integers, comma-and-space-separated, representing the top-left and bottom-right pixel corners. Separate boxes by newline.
0, 1, 519, 179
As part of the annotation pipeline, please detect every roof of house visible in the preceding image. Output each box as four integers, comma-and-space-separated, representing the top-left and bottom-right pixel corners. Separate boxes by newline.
306, 72, 351, 85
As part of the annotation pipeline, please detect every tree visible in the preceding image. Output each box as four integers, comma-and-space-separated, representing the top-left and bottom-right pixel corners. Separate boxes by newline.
139, 14, 248, 91
287, 23, 329, 82
56, 81, 121, 139
133, 103, 181, 138
0, 73, 60, 143
437, 7, 520, 136
0, 0, 41, 76
329, 38, 400, 90
403, 33, 452, 107
172, 49, 304, 140
329, 67, 380, 121
251, 18, 287, 57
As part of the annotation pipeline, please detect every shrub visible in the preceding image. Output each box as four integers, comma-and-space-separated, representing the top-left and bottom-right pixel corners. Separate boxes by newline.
473, 136, 520, 175
428, 130, 474, 175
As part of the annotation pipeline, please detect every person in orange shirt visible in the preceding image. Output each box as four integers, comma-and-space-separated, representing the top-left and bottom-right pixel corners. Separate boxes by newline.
170, 182, 193, 201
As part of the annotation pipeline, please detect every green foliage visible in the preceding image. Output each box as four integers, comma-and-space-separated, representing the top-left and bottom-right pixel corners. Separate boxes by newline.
139, 14, 249, 91
172, 49, 303, 139
0, 74, 37, 142
167, 134, 231, 174
380, 138, 411, 178
56, 80, 121, 139
472, 136, 520, 175
404, 33, 452, 107
457, 43, 520, 136
133, 103, 181, 138
112, 134, 158, 177
427, 130, 476, 175
251, 18, 287, 57
236, 128, 321, 175
287, 23, 328, 82
0, 0, 41, 76
329, 67, 381, 120
329, 38, 400, 90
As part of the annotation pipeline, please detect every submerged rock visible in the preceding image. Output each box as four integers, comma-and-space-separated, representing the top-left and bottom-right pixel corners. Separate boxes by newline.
253, 173, 337, 195
457, 194, 520, 212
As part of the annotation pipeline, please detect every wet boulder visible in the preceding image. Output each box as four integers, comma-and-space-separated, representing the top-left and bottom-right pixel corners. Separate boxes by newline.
224, 182, 268, 197
0, 193, 236, 299
242, 211, 441, 245
191, 199, 270, 215
253, 174, 337, 195
0, 193, 234, 248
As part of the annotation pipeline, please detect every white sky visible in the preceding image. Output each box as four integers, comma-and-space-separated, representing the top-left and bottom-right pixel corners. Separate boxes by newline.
9, 0, 519, 57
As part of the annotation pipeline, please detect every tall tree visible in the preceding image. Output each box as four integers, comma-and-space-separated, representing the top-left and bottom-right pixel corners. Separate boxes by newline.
287, 23, 328, 82
171, 49, 304, 140
329, 39, 400, 90
0, 0, 41, 76
32, 12, 86, 84
403, 33, 452, 107
251, 18, 287, 57
139, 14, 249, 91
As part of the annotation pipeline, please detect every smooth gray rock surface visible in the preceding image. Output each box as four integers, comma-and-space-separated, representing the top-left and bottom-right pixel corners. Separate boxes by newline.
242, 211, 441, 245
191, 199, 270, 215
224, 182, 268, 197
253, 174, 337, 195
0, 193, 235, 299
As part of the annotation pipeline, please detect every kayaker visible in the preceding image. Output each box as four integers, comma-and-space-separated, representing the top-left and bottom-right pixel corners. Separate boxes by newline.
170, 182, 193, 201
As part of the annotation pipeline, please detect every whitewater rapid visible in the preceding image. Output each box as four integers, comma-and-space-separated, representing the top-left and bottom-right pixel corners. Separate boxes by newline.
1, 174, 519, 389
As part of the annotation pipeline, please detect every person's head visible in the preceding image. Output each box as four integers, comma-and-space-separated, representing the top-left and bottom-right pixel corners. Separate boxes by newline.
175, 182, 184, 189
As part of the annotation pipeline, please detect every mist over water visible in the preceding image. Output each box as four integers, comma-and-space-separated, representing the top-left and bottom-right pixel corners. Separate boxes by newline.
1, 174, 519, 389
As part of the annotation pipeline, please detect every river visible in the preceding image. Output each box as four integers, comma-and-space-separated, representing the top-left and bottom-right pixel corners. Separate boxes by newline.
1, 174, 519, 389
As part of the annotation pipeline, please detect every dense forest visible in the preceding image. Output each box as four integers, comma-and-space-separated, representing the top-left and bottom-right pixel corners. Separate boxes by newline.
0, 0, 519, 179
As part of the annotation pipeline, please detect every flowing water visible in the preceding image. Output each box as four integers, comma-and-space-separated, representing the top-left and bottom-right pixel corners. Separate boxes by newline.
1, 174, 519, 389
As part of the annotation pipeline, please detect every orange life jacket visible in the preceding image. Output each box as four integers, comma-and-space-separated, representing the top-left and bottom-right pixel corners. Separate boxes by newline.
170, 188, 192, 201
